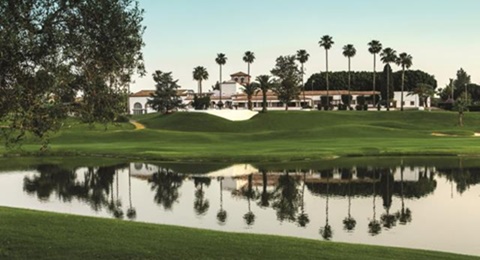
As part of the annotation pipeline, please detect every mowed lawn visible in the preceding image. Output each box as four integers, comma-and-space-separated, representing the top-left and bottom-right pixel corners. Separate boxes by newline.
2, 110, 480, 161
0, 207, 476, 260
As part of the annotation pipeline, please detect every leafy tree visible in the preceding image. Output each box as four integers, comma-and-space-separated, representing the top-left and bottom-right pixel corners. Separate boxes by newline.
408, 83, 435, 110
193, 66, 209, 95
147, 71, 183, 114
193, 177, 211, 216
243, 51, 255, 82
242, 83, 259, 110
271, 55, 301, 110
256, 75, 275, 113
396, 53, 413, 111
215, 53, 227, 105
0, 0, 145, 149
342, 44, 356, 107
368, 40, 383, 106
319, 35, 334, 106
380, 48, 397, 110
454, 68, 471, 100
296, 50, 310, 106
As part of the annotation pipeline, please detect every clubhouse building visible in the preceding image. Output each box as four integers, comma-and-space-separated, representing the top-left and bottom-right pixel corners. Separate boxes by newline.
129, 71, 428, 114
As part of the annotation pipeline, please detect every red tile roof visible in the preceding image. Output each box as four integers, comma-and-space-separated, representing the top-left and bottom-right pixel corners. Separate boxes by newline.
130, 89, 190, 97
230, 71, 250, 77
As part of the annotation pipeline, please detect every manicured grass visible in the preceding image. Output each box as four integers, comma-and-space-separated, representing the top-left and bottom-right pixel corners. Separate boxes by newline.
3, 110, 480, 162
0, 207, 476, 260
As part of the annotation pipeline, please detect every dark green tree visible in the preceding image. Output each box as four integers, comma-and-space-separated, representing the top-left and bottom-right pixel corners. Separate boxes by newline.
380, 48, 397, 111
147, 71, 183, 114
0, 0, 145, 149
271, 55, 301, 110
380, 64, 394, 107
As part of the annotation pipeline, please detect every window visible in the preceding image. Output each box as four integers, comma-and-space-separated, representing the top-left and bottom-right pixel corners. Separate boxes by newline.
240, 77, 245, 83
410, 101, 415, 106
133, 102, 143, 115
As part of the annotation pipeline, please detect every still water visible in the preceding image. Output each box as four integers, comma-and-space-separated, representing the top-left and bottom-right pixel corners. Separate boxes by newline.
0, 158, 479, 256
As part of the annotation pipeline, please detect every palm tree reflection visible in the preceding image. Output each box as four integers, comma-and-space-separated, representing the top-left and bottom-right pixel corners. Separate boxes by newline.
193, 177, 211, 216
216, 177, 227, 225
297, 170, 310, 227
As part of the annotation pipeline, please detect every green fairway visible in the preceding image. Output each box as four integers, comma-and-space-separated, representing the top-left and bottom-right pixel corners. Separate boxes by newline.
2, 110, 480, 161
0, 207, 476, 260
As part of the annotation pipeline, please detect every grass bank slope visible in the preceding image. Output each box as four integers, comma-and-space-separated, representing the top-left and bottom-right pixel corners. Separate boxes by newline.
3, 111, 480, 161
0, 207, 475, 260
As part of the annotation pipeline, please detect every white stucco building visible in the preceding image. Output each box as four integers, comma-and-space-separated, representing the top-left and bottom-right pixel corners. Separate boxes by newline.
393, 91, 430, 109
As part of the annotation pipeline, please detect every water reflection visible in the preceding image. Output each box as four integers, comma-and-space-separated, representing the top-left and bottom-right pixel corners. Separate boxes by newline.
2, 159, 480, 256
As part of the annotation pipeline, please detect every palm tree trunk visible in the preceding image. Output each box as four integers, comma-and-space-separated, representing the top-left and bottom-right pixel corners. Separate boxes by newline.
219, 65, 222, 105
373, 54, 376, 107
401, 67, 405, 111
247, 63, 251, 84
302, 63, 306, 106
348, 57, 351, 107
326, 49, 329, 109
198, 80, 202, 95
248, 96, 252, 110
386, 66, 390, 111
262, 90, 267, 113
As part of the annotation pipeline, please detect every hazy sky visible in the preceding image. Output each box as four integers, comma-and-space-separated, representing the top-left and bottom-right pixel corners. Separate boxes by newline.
132, 0, 480, 92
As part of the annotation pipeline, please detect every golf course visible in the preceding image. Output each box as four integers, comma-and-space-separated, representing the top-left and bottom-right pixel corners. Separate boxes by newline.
2, 111, 480, 259
2, 110, 480, 162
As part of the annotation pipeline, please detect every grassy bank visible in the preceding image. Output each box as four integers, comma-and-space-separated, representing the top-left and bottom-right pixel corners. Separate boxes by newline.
2, 111, 480, 162
0, 207, 476, 259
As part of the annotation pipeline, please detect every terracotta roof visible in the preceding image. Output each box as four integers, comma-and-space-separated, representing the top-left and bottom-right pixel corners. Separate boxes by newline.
130, 89, 190, 97
230, 71, 250, 77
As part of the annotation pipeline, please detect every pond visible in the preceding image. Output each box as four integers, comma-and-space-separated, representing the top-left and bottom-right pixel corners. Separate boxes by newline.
0, 157, 479, 256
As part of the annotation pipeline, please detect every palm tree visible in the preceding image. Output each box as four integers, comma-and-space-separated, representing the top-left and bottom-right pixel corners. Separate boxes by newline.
342, 44, 356, 108
243, 51, 255, 83
368, 40, 382, 107
193, 66, 209, 95
126, 169, 136, 220
408, 83, 435, 110
217, 177, 227, 225
296, 50, 310, 106
297, 170, 310, 227
396, 53, 413, 111
319, 35, 334, 108
215, 53, 227, 106
380, 48, 397, 111
242, 82, 259, 110
256, 75, 274, 113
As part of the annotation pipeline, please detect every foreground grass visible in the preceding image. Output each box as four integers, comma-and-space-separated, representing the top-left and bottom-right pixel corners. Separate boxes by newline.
3, 111, 480, 161
0, 207, 476, 260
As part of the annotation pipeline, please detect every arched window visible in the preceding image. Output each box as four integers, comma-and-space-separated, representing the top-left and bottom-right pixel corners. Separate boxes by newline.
133, 102, 143, 115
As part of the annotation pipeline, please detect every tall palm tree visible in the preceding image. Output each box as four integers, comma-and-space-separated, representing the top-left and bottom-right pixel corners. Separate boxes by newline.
243, 51, 255, 84
217, 177, 227, 225
215, 53, 227, 106
368, 40, 383, 107
396, 53, 413, 111
380, 47, 397, 111
193, 66, 209, 95
342, 44, 356, 107
256, 75, 274, 113
242, 82, 259, 110
296, 49, 310, 106
319, 35, 334, 109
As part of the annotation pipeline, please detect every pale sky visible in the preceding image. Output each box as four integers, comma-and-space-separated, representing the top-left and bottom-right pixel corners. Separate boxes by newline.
131, 0, 480, 93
